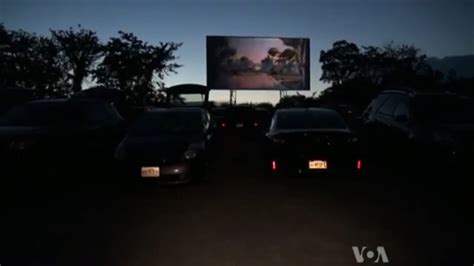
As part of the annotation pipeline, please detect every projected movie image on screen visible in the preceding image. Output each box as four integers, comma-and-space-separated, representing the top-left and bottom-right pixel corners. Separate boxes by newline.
207, 36, 310, 90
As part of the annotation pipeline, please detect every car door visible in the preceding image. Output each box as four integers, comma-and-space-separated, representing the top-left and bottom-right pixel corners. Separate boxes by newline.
360, 94, 390, 145
371, 94, 403, 160
389, 96, 413, 160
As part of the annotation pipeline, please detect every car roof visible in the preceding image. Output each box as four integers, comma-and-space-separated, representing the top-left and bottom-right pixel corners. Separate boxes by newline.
27, 99, 69, 105
27, 98, 108, 105
275, 108, 338, 114
380, 89, 454, 97
148, 107, 206, 113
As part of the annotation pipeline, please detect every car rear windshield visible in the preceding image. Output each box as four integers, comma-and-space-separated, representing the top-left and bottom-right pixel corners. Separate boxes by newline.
412, 96, 474, 124
275, 110, 347, 130
226, 108, 269, 121
130, 111, 203, 136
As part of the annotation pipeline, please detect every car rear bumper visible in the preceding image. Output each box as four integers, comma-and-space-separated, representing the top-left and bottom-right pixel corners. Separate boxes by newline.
267, 153, 362, 176
119, 159, 204, 185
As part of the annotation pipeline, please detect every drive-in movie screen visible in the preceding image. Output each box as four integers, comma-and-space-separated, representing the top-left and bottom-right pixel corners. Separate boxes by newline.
207, 36, 310, 90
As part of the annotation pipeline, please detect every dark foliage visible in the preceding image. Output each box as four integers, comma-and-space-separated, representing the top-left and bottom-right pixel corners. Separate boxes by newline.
94, 31, 182, 105
1, 24, 68, 97
1, 25, 182, 106
51, 25, 103, 94
317, 40, 445, 111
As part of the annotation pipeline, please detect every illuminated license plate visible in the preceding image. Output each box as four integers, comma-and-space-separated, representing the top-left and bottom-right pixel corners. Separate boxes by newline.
236, 123, 244, 128
308, 160, 328, 169
141, 167, 160, 178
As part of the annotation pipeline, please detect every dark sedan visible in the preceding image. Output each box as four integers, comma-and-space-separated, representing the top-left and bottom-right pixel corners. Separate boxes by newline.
264, 108, 361, 176
0, 98, 125, 179
115, 108, 213, 184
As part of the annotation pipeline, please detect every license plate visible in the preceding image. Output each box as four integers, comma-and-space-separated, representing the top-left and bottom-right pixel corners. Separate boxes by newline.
309, 160, 327, 169
236, 123, 244, 128
141, 167, 160, 178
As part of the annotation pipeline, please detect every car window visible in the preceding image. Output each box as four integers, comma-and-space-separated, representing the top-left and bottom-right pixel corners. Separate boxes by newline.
85, 102, 110, 123
393, 99, 409, 118
275, 110, 347, 130
130, 111, 203, 136
373, 94, 391, 110
377, 95, 402, 116
66, 101, 109, 125
105, 103, 123, 119
364, 94, 391, 115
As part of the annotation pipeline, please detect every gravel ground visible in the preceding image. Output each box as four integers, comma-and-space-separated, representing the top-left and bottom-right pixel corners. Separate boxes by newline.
1, 135, 471, 266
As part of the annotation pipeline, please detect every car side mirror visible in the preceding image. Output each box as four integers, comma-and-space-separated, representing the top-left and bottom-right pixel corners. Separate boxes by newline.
394, 114, 408, 123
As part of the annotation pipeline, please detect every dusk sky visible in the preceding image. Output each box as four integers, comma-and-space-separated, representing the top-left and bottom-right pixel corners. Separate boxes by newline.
1, 0, 473, 103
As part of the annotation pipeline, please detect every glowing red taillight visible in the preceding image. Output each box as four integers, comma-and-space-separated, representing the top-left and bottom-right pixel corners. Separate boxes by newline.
357, 160, 362, 170
272, 160, 277, 170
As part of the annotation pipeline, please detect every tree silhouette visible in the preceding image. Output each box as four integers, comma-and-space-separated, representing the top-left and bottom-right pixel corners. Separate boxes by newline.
0, 24, 11, 88
318, 40, 442, 111
0, 25, 67, 97
319, 40, 361, 85
1, 25, 183, 104
276, 94, 319, 109
279, 48, 297, 60
239, 56, 253, 69
268, 47, 280, 57
240, 56, 250, 62
208, 37, 231, 78
282, 38, 302, 49
51, 25, 103, 93
94, 31, 181, 105
220, 46, 237, 59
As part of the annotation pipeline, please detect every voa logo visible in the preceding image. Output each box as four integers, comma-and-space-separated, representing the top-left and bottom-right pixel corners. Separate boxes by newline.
352, 246, 389, 264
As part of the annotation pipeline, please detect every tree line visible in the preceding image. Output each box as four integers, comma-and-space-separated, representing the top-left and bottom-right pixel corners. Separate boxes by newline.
2, 25, 472, 110
0, 24, 181, 105
317, 40, 443, 109
280, 40, 473, 111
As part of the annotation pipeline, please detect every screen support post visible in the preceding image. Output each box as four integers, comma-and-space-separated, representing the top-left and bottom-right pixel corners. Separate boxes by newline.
229, 89, 237, 105
279, 90, 288, 100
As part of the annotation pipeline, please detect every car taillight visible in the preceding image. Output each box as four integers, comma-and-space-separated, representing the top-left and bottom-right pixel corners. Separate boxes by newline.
357, 160, 362, 170
272, 160, 277, 170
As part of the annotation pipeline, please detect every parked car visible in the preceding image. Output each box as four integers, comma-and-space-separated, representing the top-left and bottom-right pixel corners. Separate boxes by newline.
264, 108, 361, 176
0, 98, 125, 177
211, 107, 227, 129
358, 89, 474, 171
214, 106, 271, 138
114, 107, 214, 184
0, 88, 35, 115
